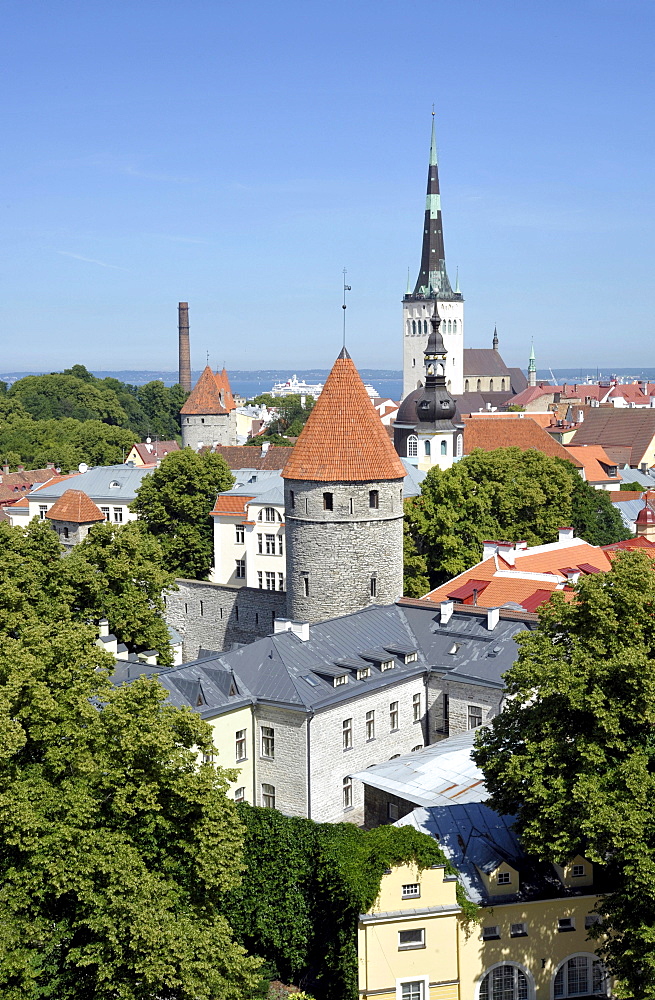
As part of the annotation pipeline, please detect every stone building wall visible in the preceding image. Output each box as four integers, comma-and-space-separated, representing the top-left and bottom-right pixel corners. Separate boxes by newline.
181, 411, 237, 451
309, 674, 427, 824
427, 675, 503, 741
363, 785, 418, 830
284, 478, 404, 624
165, 579, 286, 659
253, 705, 308, 816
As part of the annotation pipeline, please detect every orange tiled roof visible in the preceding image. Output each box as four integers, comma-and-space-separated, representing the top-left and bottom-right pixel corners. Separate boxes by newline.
180, 366, 236, 415
424, 540, 612, 609
563, 444, 620, 483
211, 495, 254, 516
131, 440, 180, 464
45, 489, 105, 524
465, 411, 556, 429
609, 490, 642, 502
282, 349, 406, 482
211, 445, 294, 470
463, 417, 584, 468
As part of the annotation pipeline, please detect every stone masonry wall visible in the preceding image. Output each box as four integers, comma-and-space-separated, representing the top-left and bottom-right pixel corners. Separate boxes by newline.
254, 705, 308, 817
363, 784, 419, 830
427, 675, 503, 741
309, 675, 427, 824
284, 478, 404, 624
181, 411, 236, 451
165, 579, 286, 659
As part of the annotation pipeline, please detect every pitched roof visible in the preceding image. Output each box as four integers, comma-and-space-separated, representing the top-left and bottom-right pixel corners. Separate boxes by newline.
130, 440, 180, 463
571, 408, 655, 467
212, 444, 294, 470
0, 467, 59, 504
180, 366, 236, 415
564, 444, 620, 483
282, 350, 407, 482
463, 416, 583, 467
463, 349, 511, 377
424, 537, 612, 609
45, 489, 105, 524
211, 494, 254, 516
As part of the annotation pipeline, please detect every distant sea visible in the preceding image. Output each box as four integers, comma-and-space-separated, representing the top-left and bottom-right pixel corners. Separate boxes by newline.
3, 367, 655, 402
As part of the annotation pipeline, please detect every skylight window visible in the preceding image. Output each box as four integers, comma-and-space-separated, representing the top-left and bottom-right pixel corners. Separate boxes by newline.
447, 643, 461, 655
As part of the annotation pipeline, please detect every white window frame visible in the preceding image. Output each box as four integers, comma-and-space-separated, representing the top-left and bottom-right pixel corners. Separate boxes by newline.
261, 726, 275, 759
407, 435, 418, 458
475, 961, 534, 1000
235, 523, 245, 544
396, 976, 429, 1000
235, 558, 246, 578
401, 883, 420, 899
235, 729, 247, 762
342, 718, 352, 750
552, 952, 609, 999
413, 693, 421, 723
398, 927, 425, 950
112, 507, 123, 523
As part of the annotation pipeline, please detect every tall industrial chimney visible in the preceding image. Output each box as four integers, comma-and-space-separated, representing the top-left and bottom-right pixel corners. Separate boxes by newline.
178, 302, 191, 391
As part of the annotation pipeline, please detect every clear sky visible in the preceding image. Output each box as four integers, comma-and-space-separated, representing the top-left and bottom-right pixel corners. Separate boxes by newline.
3, 0, 654, 374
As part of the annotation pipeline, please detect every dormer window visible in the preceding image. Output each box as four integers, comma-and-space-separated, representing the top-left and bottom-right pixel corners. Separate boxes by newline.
109, 481, 122, 489
357, 667, 371, 680
333, 674, 348, 687
380, 659, 394, 671
497, 871, 511, 885
404, 651, 418, 663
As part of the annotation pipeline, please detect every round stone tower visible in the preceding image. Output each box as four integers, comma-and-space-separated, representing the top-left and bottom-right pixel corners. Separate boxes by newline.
282, 348, 407, 624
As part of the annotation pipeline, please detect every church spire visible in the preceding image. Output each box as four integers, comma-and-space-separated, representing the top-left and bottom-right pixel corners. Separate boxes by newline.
492, 325, 499, 351
528, 340, 537, 387
412, 112, 455, 299
415, 301, 456, 428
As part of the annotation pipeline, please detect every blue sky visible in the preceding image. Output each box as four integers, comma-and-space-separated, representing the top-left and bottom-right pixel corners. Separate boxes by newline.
2, 0, 654, 373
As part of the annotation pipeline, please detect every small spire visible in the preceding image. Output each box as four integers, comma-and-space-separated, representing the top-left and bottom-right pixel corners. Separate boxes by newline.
430, 107, 438, 167
406, 267, 411, 295
455, 267, 460, 294
338, 346, 351, 360
528, 340, 537, 387
492, 325, 499, 351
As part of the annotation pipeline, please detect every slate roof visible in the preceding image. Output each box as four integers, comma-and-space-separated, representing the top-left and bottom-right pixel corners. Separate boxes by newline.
463, 417, 583, 467
350, 729, 486, 807
463, 349, 511, 377
120, 603, 532, 718
180, 366, 236, 415
45, 489, 105, 524
282, 349, 407, 483
571, 408, 655, 467
28, 464, 151, 503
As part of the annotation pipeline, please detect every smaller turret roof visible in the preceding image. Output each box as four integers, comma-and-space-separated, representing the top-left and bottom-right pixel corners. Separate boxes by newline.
282, 350, 406, 482
180, 366, 236, 415
45, 489, 105, 524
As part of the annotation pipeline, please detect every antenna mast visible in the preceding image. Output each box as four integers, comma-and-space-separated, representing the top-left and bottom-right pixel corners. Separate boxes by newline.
342, 268, 351, 348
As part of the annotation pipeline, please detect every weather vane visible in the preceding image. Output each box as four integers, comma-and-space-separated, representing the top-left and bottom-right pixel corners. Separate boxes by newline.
342, 268, 351, 349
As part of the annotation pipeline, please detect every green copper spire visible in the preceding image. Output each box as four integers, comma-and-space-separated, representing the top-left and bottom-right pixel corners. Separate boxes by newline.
529, 341, 536, 362
528, 340, 537, 386
455, 267, 460, 294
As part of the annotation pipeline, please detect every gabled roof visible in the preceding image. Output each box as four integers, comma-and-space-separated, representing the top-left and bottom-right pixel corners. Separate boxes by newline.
31, 464, 150, 503
180, 366, 236, 415
564, 444, 620, 483
282, 349, 406, 482
212, 444, 294, 471
45, 489, 105, 524
130, 440, 180, 463
211, 494, 254, 516
463, 417, 583, 467
463, 349, 511, 377
571, 408, 655, 467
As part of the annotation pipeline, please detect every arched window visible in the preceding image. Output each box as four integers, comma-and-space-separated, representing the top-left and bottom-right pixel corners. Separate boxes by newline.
501, 379, 506, 391
406, 320, 411, 335
490, 379, 494, 391
457, 434, 463, 457
477, 379, 482, 392
424, 440, 431, 456
553, 955, 608, 998
465, 380, 470, 392
453, 319, 457, 333
234, 787, 245, 803
407, 435, 418, 458
412, 320, 416, 335
424, 319, 428, 334
479, 965, 529, 1000
441, 440, 447, 455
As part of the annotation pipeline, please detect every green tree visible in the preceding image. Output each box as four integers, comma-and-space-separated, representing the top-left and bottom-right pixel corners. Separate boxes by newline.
132, 449, 235, 579
65, 520, 176, 665
0, 623, 260, 999
7, 373, 128, 425
473, 551, 655, 998
620, 480, 645, 491
402, 515, 430, 598
567, 470, 631, 545
405, 448, 575, 586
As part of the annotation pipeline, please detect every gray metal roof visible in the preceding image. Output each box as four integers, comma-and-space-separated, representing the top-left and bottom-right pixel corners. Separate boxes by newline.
400, 460, 426, 498
33, 464, 152, 503
227, 470, 284, 499
122, 603, 530, 719
350, 729, 486, 807
612, 497, 643, 531
618, 465, 655, 487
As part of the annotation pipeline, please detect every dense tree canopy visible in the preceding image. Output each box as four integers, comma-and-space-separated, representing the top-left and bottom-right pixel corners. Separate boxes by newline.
248, 393, 313, 442
0, 518, 175, 664
473, 552, 655, 998
132, 448, 235, 579
404, 449, 630, 591
1, 367, 187, 470
0, 520, 261, 999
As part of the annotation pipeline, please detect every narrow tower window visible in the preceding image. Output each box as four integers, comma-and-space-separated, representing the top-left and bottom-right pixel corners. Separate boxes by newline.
441, 440, 447, 455
465, 380, 469, 391
424, 441, 431, 456
303, 576, 310, 597
489, 379, 494, 391
477, 379, 482, 392
323, 492, 333, 511
370, 577, 377, 597
424, 320, 428, 334
412, 320, 416, 335
407, 435, 418, 458
501, 379, 506, 391
369, 490, 379, 509
290, 490, 295, 509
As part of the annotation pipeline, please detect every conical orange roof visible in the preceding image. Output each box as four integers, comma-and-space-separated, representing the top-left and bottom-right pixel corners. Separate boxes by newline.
282, 349, 406, 482
180, 366, 235, 415
45, 489, 105, 524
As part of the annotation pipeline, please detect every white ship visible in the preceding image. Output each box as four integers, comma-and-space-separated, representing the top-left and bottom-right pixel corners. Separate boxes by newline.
270, 374, 378, 400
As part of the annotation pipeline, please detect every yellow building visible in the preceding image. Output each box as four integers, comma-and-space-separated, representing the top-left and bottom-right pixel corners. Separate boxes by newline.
359, 858, 608, 1000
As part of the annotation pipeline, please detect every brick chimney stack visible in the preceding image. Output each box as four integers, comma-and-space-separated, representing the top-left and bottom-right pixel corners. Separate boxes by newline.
178, 302, 191, 392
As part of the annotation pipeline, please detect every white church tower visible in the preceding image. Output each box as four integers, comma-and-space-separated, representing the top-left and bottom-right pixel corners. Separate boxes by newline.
402, 114, 464, 399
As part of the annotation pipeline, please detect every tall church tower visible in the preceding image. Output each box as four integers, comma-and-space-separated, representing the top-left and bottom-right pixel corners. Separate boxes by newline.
282, 348, 406, 624
403, 114, 464, 399
528, 342, 537, 387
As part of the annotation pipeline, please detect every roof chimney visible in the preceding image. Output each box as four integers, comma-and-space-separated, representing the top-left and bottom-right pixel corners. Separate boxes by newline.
178, 302, 191, 392
482, 541, 498, 561
16, 465, 24, 473
2, 463, 9, 474
440, 601, 454, 625
487, 607, 500, 631
558, 527, 575, 544
261, 441, 270, 456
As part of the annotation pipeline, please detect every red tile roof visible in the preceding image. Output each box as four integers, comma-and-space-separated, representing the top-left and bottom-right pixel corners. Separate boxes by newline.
563, 444, 620, 483
45, 489, 105, 524
180, 366, 236, 415
211, 445, 294, 470
211, 495, 254, 516
463, 417, 583, 467
130, 440, 180, 464
282, 350, 406, 482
